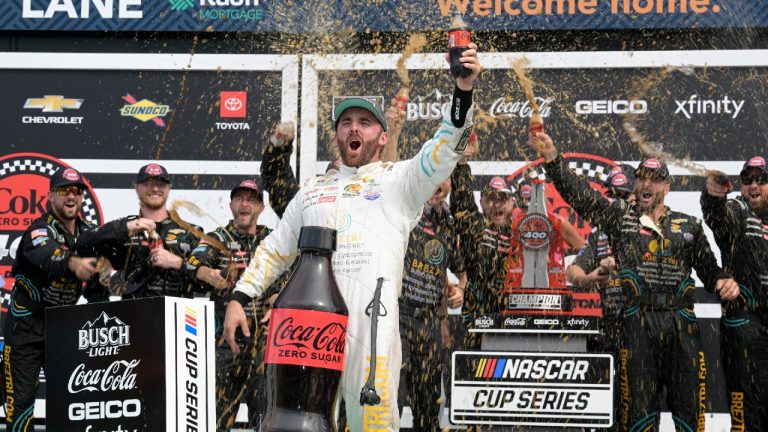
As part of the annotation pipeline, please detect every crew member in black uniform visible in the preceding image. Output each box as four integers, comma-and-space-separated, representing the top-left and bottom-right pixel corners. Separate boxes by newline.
3, 167, 153, 431
530, 131, 739, 432
106, 163, 202, 298
398, 177, 465, 431
186, 179, 275, 431
701, 156, 768, 432
567, 163, 635, 432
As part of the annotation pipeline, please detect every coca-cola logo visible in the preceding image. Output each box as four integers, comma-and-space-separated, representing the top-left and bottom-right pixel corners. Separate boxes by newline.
489, 97, 553, 119
67, 359, 140, 393
272, 317, 346, 354
504, 317, 527, 327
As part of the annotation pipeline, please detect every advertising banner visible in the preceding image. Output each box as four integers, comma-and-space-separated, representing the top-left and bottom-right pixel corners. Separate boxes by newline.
301, 50, 768, 256
0, 0, 766, 32
0, 53, 298, 420
45, 297, 215, 432
451, 351, 613, 427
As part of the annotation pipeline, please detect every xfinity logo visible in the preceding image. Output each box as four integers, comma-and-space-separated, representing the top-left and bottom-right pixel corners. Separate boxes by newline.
22, 0, 143, 19
567, 318, 590, 327
675, 95, 744, 119
575, 100, 647, 115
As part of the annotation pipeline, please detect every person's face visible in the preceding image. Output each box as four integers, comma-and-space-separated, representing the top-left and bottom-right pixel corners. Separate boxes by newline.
607, 189, 636, 204
335, 108, 387, 168
740, 167, 768, 212
48, 185, 84, 221
136, 178, 170, 210
481, 190, 514, 227
634, 175, 668, 212
428, 178, 451, 209
230, 190, 264, 230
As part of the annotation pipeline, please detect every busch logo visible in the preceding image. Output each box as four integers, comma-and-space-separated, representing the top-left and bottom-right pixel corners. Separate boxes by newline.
504, 317, 527, 327
674, 95, 745, 119
406, 89, 451, 121
489, 96, 553, 119
79, 311, 130, 357
67, 359, 140, 393
474, 315, 494, 329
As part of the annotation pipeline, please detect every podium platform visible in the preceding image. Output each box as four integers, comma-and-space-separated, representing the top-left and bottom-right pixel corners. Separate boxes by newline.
45, 297, 215, 432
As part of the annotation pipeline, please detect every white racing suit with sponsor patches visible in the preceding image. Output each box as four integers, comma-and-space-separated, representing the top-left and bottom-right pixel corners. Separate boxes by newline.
234, 104, 473, 431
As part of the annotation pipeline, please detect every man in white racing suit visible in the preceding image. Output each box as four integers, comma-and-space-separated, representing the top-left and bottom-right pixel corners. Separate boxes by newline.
223, 44, 480, 431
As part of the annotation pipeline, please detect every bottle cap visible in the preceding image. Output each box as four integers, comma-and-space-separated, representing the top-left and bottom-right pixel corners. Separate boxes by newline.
298, 226, 337, 252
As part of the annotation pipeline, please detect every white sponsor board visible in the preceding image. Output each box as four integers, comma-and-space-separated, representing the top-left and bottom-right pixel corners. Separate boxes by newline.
451, 351, 613, 428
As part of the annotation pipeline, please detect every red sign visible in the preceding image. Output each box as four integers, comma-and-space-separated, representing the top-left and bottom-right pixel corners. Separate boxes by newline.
220, 91, 247, 118
266, 308, 348, 371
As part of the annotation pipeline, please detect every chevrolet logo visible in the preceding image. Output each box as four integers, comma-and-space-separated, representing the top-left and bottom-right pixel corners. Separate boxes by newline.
24, 95, 83, 113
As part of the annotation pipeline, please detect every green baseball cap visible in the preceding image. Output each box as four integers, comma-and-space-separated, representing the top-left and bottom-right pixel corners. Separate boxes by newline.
333, 97, 387, 131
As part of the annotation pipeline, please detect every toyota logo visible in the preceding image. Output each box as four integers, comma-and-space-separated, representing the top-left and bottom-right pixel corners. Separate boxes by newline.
224, 97, 243, 112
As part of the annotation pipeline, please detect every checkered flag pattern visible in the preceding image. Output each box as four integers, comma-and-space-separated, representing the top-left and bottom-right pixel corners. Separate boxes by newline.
507, 155, 615, 196
0, 156, 101, 225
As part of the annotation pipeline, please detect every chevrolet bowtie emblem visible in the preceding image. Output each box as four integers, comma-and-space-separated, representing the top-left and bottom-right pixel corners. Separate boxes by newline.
24, 95, 84, 112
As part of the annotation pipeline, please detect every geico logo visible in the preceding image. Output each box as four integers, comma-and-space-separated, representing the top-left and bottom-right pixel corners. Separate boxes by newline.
22, 0, 143, 19
201, 0, 260, 5
575, 100, 648, 115
533, 319, 559, 325
68, 399, 141, 421
0, 188, 46, 215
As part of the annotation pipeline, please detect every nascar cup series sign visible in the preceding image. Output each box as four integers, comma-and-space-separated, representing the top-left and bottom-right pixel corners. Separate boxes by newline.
45, 297, 214, 432
451, 351, 613, 428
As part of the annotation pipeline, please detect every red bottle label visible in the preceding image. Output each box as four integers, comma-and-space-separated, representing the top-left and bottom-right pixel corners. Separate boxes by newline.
266, 308, 348, 371
448, 30, 471, 48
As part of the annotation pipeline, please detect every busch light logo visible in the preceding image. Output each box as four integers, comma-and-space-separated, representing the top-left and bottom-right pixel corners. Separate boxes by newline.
406, 89, 451, 121
78, 311, 130, 357
474, 315, 494, 329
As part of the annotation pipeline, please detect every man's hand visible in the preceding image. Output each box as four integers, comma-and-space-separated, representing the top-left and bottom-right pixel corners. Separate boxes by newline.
706, 172, 732, 197
68, 256, 98, 281
150, 248, 183, 270
715, 278, 740, 301
196, 266, 232, 290
446, 284, 464, 309
126, 218, 156, 237
224, 300, 250, 354
453, 42, 481, 91
529, 131, 558, 162
385, 98, 406, 132
598, 257, 616, 276
440, 318, 451, 349
271, 122, 295, 147
458, 132, 478, 165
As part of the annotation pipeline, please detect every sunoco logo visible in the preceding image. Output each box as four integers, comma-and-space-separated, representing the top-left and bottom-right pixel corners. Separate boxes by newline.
79, 311, 130, 357
0, 153, 103, 299
474, 315, 494, 329
120, 93, 170, 127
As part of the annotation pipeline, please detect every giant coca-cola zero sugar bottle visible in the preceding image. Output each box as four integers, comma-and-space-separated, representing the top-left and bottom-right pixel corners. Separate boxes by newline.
264, 226, 349, 431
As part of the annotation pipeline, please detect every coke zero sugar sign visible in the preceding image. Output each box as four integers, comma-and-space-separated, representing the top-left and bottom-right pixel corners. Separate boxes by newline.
46, 297, 214, 431
266, 308, 348, 371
